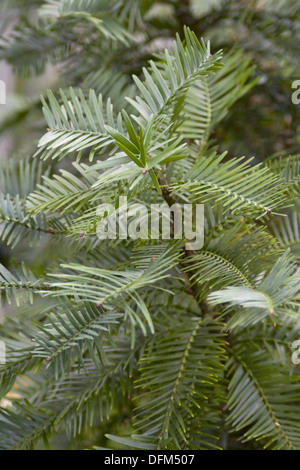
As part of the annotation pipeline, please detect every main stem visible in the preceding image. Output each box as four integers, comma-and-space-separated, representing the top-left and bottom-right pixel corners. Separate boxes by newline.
158, 171, 209, 314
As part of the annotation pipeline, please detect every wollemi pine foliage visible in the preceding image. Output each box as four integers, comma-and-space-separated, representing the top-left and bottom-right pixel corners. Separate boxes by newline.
0, 0, 300, 451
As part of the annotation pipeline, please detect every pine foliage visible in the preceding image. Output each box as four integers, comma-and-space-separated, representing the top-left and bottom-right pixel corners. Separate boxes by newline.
0, 0, 299, 451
